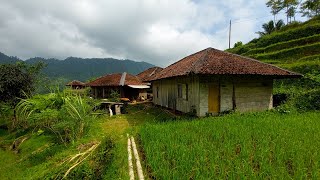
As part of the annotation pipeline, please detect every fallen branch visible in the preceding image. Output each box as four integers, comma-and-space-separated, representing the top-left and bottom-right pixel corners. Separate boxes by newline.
55, 141, 101, 179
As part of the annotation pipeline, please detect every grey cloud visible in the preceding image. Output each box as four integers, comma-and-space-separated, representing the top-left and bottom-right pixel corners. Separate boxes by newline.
0, 0, 273, 67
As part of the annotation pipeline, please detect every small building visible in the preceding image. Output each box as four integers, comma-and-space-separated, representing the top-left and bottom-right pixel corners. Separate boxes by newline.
86, 72, 149, 100
66, 80, 86, 89
150, 48, 301, 116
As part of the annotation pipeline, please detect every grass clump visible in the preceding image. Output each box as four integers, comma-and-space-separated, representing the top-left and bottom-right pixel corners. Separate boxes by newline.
140, 111, 320, 179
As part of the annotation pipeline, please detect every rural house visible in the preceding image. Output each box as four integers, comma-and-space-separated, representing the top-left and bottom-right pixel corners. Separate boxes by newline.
86, 72, 149, 100
66, 80, 86, 89
150, 48, 301, 116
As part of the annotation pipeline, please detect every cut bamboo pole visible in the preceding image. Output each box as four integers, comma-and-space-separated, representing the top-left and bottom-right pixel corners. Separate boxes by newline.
131, 136, 144, 180
127, 134, 134, 180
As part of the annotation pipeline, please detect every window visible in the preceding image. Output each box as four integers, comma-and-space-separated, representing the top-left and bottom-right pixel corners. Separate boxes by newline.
178, 84, 182, 98
156, 86, 159, 98
178, 84, 188, 100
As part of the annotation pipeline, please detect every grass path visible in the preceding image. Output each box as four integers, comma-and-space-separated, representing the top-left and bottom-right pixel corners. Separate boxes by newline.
100, 103, 173, 179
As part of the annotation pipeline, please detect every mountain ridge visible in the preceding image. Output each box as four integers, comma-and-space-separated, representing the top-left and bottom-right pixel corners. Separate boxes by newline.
0, 52, 156, 81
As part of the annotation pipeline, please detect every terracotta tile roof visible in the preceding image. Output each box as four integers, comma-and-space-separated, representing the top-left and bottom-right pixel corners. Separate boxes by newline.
150, 47, 302, 80
86, 73, 147, 87
137, 67, 163, 82
66, 80, 85, 86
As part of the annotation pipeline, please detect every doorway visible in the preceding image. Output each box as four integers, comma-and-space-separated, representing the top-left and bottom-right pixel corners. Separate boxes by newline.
208, 84, 220, 113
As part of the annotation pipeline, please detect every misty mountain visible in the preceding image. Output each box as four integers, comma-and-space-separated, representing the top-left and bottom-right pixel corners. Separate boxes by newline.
0, 52, 155, 81
0, 52, 21, 64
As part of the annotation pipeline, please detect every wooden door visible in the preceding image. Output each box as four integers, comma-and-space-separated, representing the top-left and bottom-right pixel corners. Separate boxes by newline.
208, 84, 220, 113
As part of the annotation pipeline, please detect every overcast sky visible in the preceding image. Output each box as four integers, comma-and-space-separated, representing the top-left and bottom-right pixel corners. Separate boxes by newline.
0, 0, 306, 67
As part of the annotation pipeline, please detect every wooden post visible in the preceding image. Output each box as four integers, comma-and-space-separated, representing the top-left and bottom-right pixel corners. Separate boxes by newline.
229, 19, 231, 49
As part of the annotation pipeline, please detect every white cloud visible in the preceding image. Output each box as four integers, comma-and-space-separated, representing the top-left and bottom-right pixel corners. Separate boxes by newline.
0, 0, 285, 67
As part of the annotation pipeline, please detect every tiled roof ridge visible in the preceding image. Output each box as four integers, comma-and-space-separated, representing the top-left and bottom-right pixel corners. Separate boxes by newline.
93, 73, 122, 82
191, 48, 211, 74
221, 49, 303, 76
165, 48, 208, 69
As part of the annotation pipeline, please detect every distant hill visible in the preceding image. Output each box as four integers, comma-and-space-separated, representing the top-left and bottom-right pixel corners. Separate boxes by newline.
0, 53, 156, 81
0, 52, 20, 64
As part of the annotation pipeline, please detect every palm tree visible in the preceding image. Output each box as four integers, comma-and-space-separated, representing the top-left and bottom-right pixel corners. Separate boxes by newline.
256, 20, 285, 37
283, 0, 299, 24
266, 0, 283, 24
275, 19, 285, 30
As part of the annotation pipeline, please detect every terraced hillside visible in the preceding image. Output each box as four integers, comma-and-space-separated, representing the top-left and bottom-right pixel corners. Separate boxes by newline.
227, 16, 320, 110
228, 16, 320, 65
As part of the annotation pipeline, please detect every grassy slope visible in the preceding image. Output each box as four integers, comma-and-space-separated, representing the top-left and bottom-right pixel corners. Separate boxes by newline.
0, 104, 173, 179
0, 115, 118, 179
140, 111, 320, 179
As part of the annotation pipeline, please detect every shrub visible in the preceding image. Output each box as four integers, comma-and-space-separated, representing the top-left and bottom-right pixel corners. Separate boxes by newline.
109, 90, 120, 102
293, 90, 320, 111
15, 93, 96, 144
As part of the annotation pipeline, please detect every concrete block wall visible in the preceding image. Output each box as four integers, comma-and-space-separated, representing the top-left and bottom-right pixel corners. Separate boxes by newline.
235, 80, 273, 112
220, 81, 233, 112
199, 82, 209, 116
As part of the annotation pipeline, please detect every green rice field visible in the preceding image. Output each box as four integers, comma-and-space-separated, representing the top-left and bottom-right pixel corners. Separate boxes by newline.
140, 112, 320, 179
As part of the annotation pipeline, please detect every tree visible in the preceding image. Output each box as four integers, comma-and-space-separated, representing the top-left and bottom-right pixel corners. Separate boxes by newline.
275, 19, 285, 29
300, 0, 320, 18
256, 20, 285, 37
283, 0, 299, 23
288, 6, 297, 22
266, 0, 283, 25
234, 41, 243, 48
0, 62, 44, 105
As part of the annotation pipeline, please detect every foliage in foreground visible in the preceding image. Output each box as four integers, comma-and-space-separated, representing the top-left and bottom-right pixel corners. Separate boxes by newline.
14, 93, 99, 144
140, 111, 320, 179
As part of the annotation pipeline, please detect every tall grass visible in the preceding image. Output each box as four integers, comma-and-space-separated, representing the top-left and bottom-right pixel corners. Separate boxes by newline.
15, 93, 96, 144
140, 112, 320, 179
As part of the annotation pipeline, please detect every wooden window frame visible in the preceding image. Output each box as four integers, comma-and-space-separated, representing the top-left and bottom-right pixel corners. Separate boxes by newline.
178, 83, 188, 101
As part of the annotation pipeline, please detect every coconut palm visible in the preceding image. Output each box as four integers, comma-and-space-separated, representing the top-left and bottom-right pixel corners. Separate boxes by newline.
256, 20, 285, 37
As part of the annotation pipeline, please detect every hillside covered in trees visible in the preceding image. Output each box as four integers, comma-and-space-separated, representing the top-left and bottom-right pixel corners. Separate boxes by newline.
0, 52, 155, 82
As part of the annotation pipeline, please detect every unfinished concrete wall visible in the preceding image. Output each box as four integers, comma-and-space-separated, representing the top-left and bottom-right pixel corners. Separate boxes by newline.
199, 82, 209, 116
220, 81, 233, 112
235, 79, 273, 112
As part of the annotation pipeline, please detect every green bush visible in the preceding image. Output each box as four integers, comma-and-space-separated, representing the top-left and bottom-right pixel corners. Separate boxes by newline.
15, 93, 96, 144
109, 90, 120, 102
294, 90, 320, 111
278, 21, 301, 32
